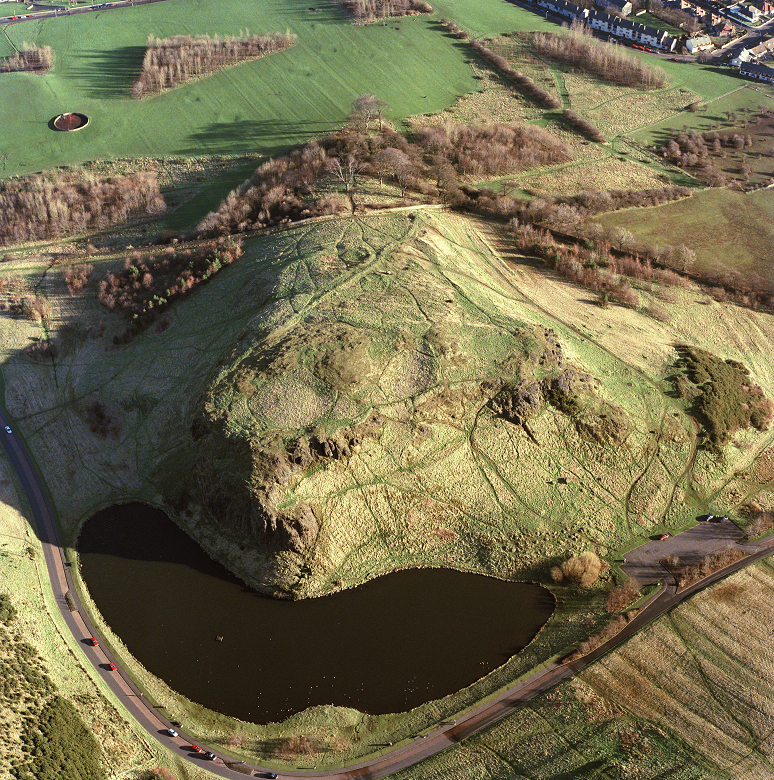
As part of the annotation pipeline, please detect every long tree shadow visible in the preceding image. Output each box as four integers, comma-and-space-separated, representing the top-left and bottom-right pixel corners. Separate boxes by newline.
182, 118, 340, 157
62, 45, 145, 99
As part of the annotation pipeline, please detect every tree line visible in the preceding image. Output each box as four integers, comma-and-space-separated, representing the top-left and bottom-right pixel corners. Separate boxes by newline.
0, 170, 166, 246
131, 32, 297, 98
532, 23, 668, 90
0, 43, 53, 73
97, 238, 243, 342
333, 0, 432, 23
195, 119, 572, 236
468, 38, 562, 109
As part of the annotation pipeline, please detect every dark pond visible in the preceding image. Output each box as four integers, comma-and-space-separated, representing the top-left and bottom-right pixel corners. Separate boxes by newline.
78, 503, 555, 723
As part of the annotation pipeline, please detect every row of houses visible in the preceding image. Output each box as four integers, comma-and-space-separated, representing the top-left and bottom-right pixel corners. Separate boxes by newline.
531, 0, 679, 50
727, 1, 774, 22
739, 59, 774, 80
730, 35, 774, 65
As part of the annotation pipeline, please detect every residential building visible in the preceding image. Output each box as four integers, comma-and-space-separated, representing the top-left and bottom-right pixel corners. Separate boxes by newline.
595, 0, 633, 16
686, 34, 714, 52
740, 60, 774, 80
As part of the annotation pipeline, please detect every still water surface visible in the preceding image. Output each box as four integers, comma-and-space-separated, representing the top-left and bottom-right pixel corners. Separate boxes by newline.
79, 503, 554, 723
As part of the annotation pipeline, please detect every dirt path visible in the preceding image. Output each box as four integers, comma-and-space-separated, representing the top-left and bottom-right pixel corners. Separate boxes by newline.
2, 400, 773, 779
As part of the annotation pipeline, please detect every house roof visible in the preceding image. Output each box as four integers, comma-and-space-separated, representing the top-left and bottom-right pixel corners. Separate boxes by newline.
740, 60, 774, 75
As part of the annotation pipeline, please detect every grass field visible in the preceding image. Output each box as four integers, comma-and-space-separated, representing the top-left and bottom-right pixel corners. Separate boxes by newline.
596, 187, 774, 283
0, 0, 477, 178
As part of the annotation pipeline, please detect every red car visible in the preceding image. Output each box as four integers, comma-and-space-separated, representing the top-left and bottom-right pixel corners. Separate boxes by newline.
90, 637, 99, 646
191, 745, 204, 753
658, 533, 670, 541
108, 662, 117, 671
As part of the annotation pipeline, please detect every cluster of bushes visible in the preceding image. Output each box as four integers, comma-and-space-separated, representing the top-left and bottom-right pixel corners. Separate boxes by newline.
506, 220, 687, 309
131, 32, 296, 98
649, 0, 699, 34
469, 39, 561, 109
532, 24, 668, 90
532, 186, 692, 221
606, 580, 640, 612
84, 400, 121, 439
196, 119, 571, 235
0, 594, 104, 780
745, 511, 773, 539
550, 551, 603, 587
98, 237, 243, 340
438, 18, 468, 38
13, 696, 104, 780
0, 43, 53, 73
562, 109, 606, 143
661, 128, 760, 186
563, 613, 635, 663
414, 123, 572, 176
336, 0, 432, 22
0, 170, 165, 245
663, 547, 746, 590
675, 346, 774, 448
62, 264, 94, 295
1, 278, 53, 323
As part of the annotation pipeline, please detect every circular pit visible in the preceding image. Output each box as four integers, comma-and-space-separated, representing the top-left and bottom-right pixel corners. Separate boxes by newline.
53, 112, 89, 131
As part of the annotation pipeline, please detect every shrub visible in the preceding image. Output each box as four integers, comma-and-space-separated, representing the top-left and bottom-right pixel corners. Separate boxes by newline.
98, 238, 243, 339
0, 170, 165, 246
334, 0, 433, 22
675, 346, 774, 448
0, 43, 53, 73
562, 109, 606, 143
606, 580, 640, 612
558, 551, 602, 587
132, 32, 296, 97
0, 593, 17, 624
62, 264, 94, 295
532, 24, 667, 90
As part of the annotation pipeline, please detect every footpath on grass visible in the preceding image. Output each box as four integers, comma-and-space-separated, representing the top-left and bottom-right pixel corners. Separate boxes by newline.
2, 397, 773, 779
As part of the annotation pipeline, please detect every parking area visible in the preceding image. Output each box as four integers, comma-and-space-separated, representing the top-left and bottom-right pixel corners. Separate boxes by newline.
622, 519, 746, 585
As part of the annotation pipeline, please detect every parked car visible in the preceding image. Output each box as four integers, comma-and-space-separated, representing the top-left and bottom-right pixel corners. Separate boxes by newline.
703, 514, 715, 521
264, 774, 279, 779
4, 426, 12, 434
658, 533, 670, 540
719, 515, 729, 522
204, 751, 216, 760
166, 728, 178, 737
191, 744, 204, 753
108, 662, 117, 671
89, 637, 99, 646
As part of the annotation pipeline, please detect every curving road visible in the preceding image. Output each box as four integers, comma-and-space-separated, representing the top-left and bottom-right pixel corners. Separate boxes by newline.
2, 405, 773, 779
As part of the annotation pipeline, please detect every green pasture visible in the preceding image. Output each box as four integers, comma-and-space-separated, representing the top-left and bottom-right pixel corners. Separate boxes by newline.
631, 85, 774, 146
0, 0, 477, 178
429, 0, 558, 38
596, 187, 774, 282
633, 11, 683, 36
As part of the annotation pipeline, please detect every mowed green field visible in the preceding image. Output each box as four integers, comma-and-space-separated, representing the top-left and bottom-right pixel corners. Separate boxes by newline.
0, 0, 481, 177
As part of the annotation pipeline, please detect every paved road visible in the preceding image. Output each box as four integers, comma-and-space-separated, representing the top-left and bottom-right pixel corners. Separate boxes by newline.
2, 405, 773, 779
0, 0, 167, 24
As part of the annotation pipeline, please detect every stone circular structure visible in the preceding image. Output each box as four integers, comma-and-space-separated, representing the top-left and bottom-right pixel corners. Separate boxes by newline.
53, 112, 89, 131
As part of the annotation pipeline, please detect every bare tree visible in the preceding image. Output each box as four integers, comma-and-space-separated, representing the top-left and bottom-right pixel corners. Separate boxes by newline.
327, 155, 366, 192
349, 94, 388, 132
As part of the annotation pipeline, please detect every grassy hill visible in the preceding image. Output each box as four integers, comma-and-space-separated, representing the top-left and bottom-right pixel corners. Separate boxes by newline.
1, 207, 774, 772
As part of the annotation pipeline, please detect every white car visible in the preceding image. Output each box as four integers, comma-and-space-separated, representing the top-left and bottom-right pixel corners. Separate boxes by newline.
4, 426, 11, 434
167, 728, 178, 737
